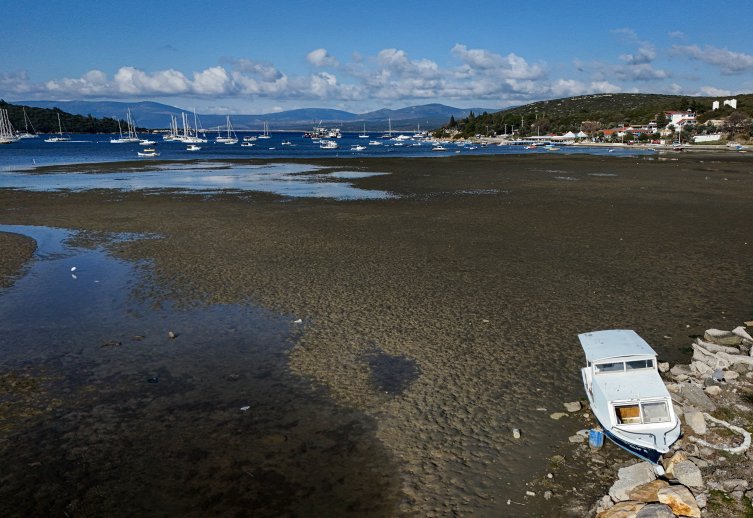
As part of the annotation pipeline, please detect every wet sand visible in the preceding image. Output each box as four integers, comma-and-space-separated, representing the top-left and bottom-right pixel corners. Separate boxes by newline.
1, 154, 752, 517
0, 232, 36, 288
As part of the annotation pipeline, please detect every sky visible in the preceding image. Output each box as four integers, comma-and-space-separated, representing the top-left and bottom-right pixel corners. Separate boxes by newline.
2, 1, 753, 114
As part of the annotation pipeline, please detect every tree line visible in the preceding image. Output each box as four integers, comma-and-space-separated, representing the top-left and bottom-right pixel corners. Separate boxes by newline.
0, 100, 148, 134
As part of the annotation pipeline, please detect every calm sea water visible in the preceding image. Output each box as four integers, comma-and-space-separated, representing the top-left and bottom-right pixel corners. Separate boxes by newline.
0, 131, 654, 170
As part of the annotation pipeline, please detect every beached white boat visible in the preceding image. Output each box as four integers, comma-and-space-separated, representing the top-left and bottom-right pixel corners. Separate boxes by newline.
320, 140, 339, 149
44, 113, 71, 142
580, 330, 680, 470
187, 144, 201, 151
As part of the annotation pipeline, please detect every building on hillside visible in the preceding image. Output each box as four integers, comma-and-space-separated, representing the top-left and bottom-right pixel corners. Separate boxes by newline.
712, 101, 720, 110
724, 99, 737, 109
664, 110, 696, 127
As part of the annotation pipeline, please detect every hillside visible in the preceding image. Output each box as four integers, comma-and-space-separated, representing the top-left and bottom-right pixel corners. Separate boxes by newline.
0, 100, 147, 134
15, 100, 493, 131
440, 93, 753, 138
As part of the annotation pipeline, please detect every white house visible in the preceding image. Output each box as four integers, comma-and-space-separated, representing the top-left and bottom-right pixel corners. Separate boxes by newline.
724, 99, 737, 109
664, 110, 696, 127
712, 101, 720, 110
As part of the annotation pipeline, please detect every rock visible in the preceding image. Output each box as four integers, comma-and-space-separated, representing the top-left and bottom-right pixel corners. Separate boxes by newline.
706, 480, 723, 491
700, 447, 714, 457
596, 501, 646, 518
609, 462, 657, 502
512, 428, 521, 439
745, 488, 753, 500
168, 331, 175, 339
732, 326, 753, 341
695, 492, 707, 509
665, 383, 680, 393
705, 385, 722, 396
564, 401, 582, 412
678, 383, 717, 412
684, 411, 706, 435
724, 370, 739, 380
550, 412, 568, 420
732, 362, 749, 374
543, 490, 552, 500
691, 361, 713, 376
662, 450, 687, 477
675, 374, 689, 382
657, 485, 701, 517
705, 329, 742, 345
569, 434, 586, 443
673, 460, 703, 487
525, 491, 535, 496
696, 339, 741, 354
634, 503, 675, 518
722, 478, 749, 490
670, 364, 691, 377
599, 494, 614, 509
683, 443, 699, 456
731, 490, 745, 500
672, 403, 684, 417
747, 372, 753, 379
688, 457, 708, 468
628, 480, 669, 502
703, 377, 719, 387
658, 362, 669, 373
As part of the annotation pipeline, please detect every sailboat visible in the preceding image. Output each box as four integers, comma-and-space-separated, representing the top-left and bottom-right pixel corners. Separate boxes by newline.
45, 113, 71, 142
163, 115, 180, 141
0, 109, 19, 144
258, 122, 271, 139
216, 116, 238, 144
110, 109, 140, 143
359, 124, 369, 138
380, 118, 393, 139
178, 110, 207, 143
16, 108, 38, 138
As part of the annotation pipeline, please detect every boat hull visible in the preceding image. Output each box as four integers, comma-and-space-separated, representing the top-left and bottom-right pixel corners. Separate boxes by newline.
596, 417, 663, 464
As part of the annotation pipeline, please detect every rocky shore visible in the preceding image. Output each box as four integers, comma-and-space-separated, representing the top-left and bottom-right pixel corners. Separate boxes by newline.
570, 324, 753, 517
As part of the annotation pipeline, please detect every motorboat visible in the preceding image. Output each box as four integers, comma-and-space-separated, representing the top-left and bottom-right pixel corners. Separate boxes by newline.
351, 145, 366, 151
580, 330, 680, 470
431, 146, 447, 151
139, 139, 157, 145
281, 140, 292, 145
320, 140, 339, 149
187, 144, 201, 151
138, 149, 160, 157
241, 142, 255, 147
243, 135, 258, 142
368, 140, 382, 146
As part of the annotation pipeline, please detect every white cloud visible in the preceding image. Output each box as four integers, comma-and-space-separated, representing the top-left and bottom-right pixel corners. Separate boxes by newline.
670, 44, 753, 75
232, 59, 283, 82
450, 44, 547, 80
699, 86, 731, 96
306, 48, 340, 68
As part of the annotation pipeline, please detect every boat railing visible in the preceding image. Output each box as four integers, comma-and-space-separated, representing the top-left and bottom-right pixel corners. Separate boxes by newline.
614, 426, 658, 447
662, 419, 680, 445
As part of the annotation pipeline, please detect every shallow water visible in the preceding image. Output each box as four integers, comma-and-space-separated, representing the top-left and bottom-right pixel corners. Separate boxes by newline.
0, 225, 404, 517
0, 163, 393, 200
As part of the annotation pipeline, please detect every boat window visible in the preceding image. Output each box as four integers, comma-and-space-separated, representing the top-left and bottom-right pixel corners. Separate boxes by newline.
594, 362, 624, 374
626, 359, 654, 371
615, 405, 641, 424
642, 402, 670, 423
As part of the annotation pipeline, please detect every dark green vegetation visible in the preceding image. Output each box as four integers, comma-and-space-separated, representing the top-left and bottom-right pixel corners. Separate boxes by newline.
439, 93, 753, 138
0, 100, 148, 134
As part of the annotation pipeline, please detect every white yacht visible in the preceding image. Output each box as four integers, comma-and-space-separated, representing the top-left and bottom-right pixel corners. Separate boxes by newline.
178, 111, 207, 143
368, 140, 382, 146
258, 122, 271, 139
216, 116, 238, 144
243, 135, 258, 142
111, 109, 140, 143
580, 330, 680, 470
16, 108, 38, 138
351, 144, 366, 151
44, 113, 71, 142
163, 115, 180, 141
431, 145, 447, 151
0, 109, 19, 144
320, 140, 339, 149
138, 148, 160, 157
359, 124, 369, 138
187, 144, 201, 151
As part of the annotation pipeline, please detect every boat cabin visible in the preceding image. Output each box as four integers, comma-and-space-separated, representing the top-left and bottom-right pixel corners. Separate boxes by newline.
579, 330, 679, 464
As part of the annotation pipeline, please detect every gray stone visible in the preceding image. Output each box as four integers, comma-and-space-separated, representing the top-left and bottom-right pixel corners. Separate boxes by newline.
679, 383, 717, 412
703, 377, 719, 387
722, 478, 749, 490
732, 490, 745, 500
543, 490, 552, 500
609, 462, 657, 502
691, 361, 712, 376
635, 503, 675, 518
658, 362, 669, 373
563, 401, 582, 412
685, 411, 706, 435
732, 326, 753, 341
673, 460, 703, 487
568, 434, 586, 443
671, 364, 691, 377
705, 385, 721, 396
673, 403, 684, 417
688, 457, 709, 468
675, 374, 689, 382
732, 363, 749, 374
705, 329, 742, 345
599, 494, 614, 509
712, 370, 725, 381
695, 492, 707, 509
512, 428, 521, 439
724, 370, 739, 381
700, 447, 714, 457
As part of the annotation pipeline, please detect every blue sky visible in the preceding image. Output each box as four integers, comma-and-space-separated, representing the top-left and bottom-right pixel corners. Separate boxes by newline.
2, 1, 752, 114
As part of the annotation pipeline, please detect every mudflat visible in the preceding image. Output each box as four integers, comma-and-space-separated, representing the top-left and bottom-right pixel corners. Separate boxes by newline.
0, 232, 36, 287
0, 153, 751, 517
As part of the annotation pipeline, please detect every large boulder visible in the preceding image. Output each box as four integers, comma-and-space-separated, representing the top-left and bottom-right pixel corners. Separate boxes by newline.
662, 451, 687, 477
628, 480, 669, 502
670, 364, 691, 377
596, 501, 646, 518
732, 326, 753, 341
657, 485, 701, 517
705, 329, 742, 345
673, 460, 703, 488
609, 462, 657, 502
634, 503, 675, 518
684, 411, 706, 435
679, 383, 717, 412
696, 338, 740, 354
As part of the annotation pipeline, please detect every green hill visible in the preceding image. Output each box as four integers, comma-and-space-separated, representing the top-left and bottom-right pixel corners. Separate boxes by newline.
0, 100, 147, 134
439, 93, 753, 138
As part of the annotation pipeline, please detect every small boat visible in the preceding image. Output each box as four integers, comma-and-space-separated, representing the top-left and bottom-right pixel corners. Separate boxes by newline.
368, 140, 382, 146
269, 147, 276, 150
359, 124, 369, 138
187, 145, 201, 151
431, 146, 447, 151
281, 140, 292, 145
138, 149, 160, 157
16, 108, 38, 139
241, 142, 255, 147
467, 146, 478, 150
243, 135, 257, 142
546, 147, 560, 151
258, 122, 271, 139
216, 116, 238, 144
139, 139, 156, 145
608, 149, 615, 152
524, 146, 537, 150
394, 142, 404, 146
320, 140, 339, 149
351, 145, 366, 151
45, 113, 71, 142
580, 330, 680, 472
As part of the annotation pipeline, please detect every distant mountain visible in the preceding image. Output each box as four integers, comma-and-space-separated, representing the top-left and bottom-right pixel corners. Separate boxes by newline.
15, 100, 495, 131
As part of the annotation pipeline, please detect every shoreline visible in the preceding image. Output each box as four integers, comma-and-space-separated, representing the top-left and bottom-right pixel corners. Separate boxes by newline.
1, 153, 751, 516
